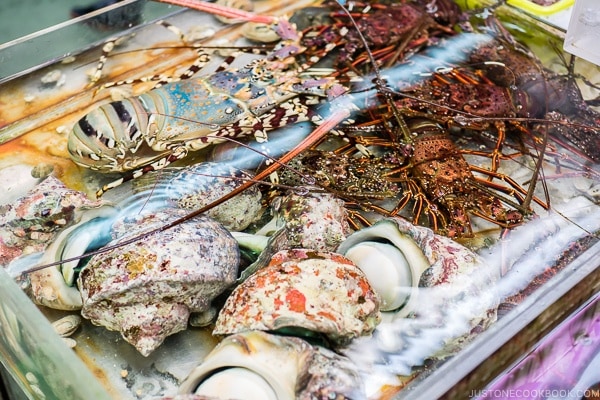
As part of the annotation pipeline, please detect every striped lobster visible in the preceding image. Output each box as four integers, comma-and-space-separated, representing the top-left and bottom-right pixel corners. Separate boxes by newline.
68, 0, 353, 197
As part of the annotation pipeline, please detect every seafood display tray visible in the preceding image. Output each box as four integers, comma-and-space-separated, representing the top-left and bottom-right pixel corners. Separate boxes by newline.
1, 0, 599, 399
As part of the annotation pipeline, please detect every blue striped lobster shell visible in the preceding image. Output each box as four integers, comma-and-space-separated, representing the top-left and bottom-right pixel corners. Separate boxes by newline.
69, 64, 315, 171
67, 11, 345, 195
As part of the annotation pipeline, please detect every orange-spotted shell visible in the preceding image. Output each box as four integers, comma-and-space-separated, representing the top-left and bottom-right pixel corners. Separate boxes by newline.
213, 249, 381, 345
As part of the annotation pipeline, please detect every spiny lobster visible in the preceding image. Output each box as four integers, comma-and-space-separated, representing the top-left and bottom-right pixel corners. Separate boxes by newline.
385, 13, 600, 165
296, 0, 462, 75
68, 0, 353, 197
64, 0, 593, 242
282, 114, 541, 238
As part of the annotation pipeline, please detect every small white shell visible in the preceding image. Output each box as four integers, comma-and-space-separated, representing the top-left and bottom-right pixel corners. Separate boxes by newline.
214, 0, 254, 24
40, 70, 63, 85
188, 307, 218, 328
62, 337, 77, 349
242, 22, 281, 42
184, 25, 216, 42
30, 163, 54, 179
51, 314, 82, 337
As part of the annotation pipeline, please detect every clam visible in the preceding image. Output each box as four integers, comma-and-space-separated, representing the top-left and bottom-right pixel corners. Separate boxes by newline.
78, 208, 239, 356
178, 331, 364, 399
214, 248, 381, 346
51, 314, 82, 337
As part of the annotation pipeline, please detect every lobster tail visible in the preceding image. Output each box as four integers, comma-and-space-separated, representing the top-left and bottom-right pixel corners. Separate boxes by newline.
68, 97, 160, 172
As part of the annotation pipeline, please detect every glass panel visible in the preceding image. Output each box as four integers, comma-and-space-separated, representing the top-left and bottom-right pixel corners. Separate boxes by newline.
0, 0, 181, 83
0, 0, 598, 399
0, 268, 111, 399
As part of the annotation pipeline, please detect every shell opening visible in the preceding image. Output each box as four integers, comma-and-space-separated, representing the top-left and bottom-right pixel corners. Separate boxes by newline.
337, 220, 432, 314
60, 217, 113, 286
194, 367, 278, 400
343, 240, 413, 312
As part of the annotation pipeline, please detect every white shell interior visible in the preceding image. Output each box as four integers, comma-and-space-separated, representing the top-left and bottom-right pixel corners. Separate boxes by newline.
194, 367, 278, 400
344, 241, 413, 311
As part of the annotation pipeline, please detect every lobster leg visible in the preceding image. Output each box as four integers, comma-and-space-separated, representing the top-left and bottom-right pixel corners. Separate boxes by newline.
96, 51, 213, 93
87, 107, 355, 270
89, 20, 211, 87
95, 147, 188, 197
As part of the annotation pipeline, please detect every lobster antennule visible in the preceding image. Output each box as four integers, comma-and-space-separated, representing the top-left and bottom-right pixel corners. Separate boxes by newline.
157, 0, 276, 25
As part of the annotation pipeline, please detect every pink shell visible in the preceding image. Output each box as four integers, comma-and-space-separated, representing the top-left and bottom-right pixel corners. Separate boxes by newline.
214, 249, 381, 345
0, 176, 103, 265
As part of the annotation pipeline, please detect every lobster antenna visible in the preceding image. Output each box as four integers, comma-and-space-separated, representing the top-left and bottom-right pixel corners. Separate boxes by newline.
334, 1, 411, 140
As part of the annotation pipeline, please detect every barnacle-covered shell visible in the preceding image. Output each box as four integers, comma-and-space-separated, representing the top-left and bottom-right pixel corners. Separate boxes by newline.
0, 175, 104, 266
338, 217, 495, 319
271, 192, 351, 252
214, 249, 380, 345
27, 203, 118, 310
337, 218, 430, 314
165, 163, 263, 231
78, 208, 239, 356
178, 331, 364, 399
341, 218, 497, 365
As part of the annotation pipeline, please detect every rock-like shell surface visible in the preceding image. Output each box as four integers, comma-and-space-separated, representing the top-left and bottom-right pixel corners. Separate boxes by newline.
341, 218, 498, 366
338, 217, 495, 319
0, 176, 104, 265
28, 203, 117, 310
274, 192, 351, 252
165, 162, 263, 231
78, 208, 239, 356
214, 249, 380, 345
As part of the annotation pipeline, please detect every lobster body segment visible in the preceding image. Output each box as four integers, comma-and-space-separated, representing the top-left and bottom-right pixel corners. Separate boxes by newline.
406, 118, 523, 238
68, 42, 331, 175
